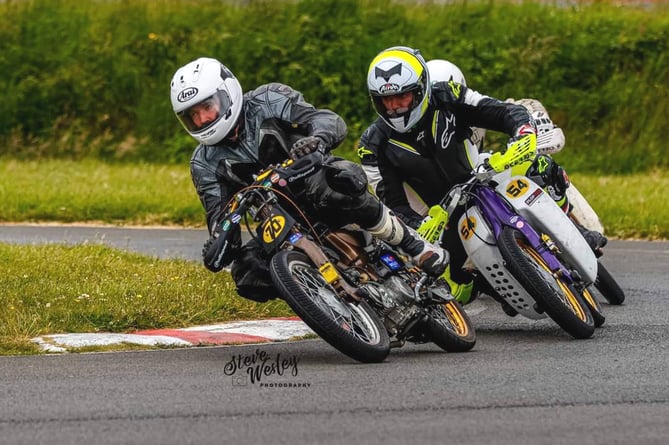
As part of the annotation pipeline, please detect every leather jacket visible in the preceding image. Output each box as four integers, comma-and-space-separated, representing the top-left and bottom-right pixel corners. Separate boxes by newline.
190, 82, 347, 233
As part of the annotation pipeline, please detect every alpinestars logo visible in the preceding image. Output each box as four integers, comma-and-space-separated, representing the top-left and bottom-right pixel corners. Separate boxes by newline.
440, 113, 457, 149
448, 80, 461, 99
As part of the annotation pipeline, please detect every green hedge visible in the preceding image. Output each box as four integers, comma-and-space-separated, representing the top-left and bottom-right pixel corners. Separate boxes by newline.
1, 0, 667, 173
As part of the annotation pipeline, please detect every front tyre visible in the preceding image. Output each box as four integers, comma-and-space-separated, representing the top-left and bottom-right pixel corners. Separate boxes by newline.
581, 287, 606, 328
423, 301, 476, 352
498, 227, 595, 339
269, 250, 390, 363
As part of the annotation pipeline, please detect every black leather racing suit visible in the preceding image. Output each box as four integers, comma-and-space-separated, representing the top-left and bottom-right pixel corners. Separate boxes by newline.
191, 83, 381, 301
357, 81, 533, 283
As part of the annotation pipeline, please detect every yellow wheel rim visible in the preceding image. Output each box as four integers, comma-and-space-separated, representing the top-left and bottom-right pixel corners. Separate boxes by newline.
443, 302, 470, 337
519, 240, 589, 322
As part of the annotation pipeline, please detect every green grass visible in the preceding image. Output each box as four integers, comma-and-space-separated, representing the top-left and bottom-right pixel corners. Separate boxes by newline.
0, 159, 202, 225
0, 243, 293, 355
569, 171, 669, 240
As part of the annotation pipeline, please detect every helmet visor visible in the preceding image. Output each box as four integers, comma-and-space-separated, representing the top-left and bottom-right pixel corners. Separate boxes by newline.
176, 90, 233, 133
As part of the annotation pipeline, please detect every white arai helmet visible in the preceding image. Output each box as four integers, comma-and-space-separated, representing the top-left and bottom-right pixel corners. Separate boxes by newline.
426, 59, 467, 86
170, 57, 243, 145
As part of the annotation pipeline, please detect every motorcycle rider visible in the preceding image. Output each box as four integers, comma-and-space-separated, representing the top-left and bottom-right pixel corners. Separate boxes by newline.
170, 57, 448, 302
359, 50, 606, 307
358, 46, 540, 306
365, 57, 605, 239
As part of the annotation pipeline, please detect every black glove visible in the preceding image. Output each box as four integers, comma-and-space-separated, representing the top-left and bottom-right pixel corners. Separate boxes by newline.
202, 223, 241, 272
392, 205, 425, 230
290, 136, 326, 160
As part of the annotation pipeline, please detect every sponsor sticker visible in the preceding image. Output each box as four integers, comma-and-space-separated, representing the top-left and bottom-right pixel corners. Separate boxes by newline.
288, 233, 303, 244
524, 188, 543, 206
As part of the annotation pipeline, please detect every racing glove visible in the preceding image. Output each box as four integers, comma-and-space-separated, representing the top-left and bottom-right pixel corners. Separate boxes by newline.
202, 223, 241, 272
290, 136, 326, 160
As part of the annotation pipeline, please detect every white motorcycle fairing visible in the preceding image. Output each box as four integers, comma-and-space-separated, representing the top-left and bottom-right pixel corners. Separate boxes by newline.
492, 173, 598, 284
457, 206, 547, 319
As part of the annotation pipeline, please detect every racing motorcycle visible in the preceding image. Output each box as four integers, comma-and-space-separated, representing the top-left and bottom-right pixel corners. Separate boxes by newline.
417, 134, 607, 339
208, 152, 476, 363
474, 109, 624, 306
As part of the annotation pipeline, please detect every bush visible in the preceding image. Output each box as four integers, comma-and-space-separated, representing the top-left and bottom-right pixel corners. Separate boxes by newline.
0, 0, 667, 172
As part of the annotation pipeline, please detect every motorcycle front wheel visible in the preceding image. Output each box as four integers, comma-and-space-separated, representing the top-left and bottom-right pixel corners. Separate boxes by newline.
269, 250, 390, 363
422, 301, 476, 352
498, 227, 596, 339
581, 286, 606, 328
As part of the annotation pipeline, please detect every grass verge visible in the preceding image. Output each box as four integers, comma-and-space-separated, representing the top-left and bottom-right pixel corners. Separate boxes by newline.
0, 243, 293, 355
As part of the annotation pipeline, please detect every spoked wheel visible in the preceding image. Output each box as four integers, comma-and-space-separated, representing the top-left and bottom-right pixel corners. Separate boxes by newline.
269, 250, 390, 363
594, 261, 625, 305
422, 300, 476, 352
498, 227, 595, 339
580, 286, 606, 328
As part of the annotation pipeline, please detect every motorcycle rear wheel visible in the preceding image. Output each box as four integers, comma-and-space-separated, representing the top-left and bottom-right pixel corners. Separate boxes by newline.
270, 250, 390, 363
423, 301, 476, 352
594, 261, 625, 305
498, 227, 595, 339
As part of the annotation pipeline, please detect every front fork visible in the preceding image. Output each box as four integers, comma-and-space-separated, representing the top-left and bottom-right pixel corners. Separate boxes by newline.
290, 232, 363, 302
477, 187, 575, 286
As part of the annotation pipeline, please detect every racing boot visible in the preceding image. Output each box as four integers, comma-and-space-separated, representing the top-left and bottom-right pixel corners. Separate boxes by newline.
574, 222, 608, 257
367, 206, 449, 276
440, 265, 476, 305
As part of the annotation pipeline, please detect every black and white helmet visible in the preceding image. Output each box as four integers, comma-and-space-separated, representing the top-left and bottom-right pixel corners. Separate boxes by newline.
367, 46, 430, 133
170, 57, 243, 145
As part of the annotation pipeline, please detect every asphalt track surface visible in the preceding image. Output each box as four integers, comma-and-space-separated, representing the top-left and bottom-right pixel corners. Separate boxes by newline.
1, 225, 668, 445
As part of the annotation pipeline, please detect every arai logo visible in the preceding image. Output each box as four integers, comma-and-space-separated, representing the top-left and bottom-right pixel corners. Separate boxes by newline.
177, 87, 198, 102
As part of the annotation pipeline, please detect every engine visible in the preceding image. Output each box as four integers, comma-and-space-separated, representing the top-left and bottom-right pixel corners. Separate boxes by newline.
360, 276, 421, 337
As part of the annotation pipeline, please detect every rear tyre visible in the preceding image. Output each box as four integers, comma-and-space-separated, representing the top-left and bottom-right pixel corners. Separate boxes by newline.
594, 261, 625, 305
270, 250, 390, 363
423, 301, 476, 352
498, 227, 595, 339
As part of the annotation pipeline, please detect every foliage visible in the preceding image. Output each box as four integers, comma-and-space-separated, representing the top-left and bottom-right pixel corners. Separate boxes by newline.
0, 0, 667, 172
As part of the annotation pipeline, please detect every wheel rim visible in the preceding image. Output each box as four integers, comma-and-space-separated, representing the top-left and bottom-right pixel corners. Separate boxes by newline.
517, 239, 589, 323
439, 302, 470, 337
581, 287, 603, 315
290, 262, 382, 345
